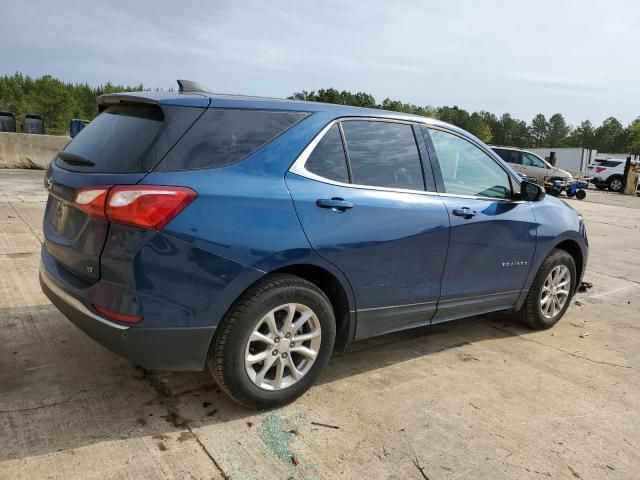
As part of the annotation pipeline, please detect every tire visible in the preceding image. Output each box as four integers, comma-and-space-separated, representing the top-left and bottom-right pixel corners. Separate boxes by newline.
576, 189, 586, 200
208, 274, 336, 409
566, 190, 576, 198
516, 249, 576, 329
608, 175, 624, 193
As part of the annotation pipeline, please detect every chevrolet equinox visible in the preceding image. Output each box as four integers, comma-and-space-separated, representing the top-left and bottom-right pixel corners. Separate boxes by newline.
40, 80, 589, 408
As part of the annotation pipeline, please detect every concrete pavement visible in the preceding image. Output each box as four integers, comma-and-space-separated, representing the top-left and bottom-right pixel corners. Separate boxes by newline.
1, 170, 639, 480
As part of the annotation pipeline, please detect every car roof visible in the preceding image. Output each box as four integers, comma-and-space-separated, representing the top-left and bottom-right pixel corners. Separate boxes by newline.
97, 90, 467, 134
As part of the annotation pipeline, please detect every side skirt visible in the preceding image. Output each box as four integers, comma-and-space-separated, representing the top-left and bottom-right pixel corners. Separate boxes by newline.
432, 291, 520, 324
354, 301, 436, 340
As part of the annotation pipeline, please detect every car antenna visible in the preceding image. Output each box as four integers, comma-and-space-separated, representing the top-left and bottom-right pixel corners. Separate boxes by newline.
177, 79, 209, 94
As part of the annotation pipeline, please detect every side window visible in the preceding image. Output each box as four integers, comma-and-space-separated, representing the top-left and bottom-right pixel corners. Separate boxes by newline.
341, 121, 425, 191
494, 149, 521, 165
429, 129, 512, 199
522, 153, 546, 168
305, 125, 349, 183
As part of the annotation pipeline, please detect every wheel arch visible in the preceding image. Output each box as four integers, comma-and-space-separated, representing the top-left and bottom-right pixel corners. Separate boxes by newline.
553, 239, 584, 292
269, 263, 355, 354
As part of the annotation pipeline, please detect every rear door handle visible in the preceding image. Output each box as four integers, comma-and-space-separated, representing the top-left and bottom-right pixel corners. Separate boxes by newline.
452, 207, 478, 218
316, 198, 354, 212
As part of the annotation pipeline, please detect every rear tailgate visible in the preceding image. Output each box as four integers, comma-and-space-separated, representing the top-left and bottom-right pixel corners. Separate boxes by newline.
43, 95, 208, 284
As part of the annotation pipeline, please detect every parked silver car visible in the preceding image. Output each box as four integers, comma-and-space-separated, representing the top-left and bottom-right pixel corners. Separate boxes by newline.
491, 146, 574, 187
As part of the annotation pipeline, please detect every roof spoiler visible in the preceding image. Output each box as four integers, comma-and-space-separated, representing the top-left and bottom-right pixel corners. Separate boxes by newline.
177, 79, 209, 94
96, 94, 159, 112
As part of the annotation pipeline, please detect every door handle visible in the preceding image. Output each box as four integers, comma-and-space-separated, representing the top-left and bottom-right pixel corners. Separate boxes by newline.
452, 207, 478, 218
316, 198, 354, 212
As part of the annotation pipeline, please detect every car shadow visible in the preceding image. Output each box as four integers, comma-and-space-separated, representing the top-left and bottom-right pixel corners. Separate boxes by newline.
1, 305, 528, 461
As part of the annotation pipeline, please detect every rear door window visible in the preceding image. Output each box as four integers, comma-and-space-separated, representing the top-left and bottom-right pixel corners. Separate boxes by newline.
341, 121, 425, 191
305, 124, 349, 183
494, 149, 522, 165
157, 109, 307, 171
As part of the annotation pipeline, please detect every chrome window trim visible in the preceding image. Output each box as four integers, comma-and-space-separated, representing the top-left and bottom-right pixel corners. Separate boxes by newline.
289, 116, 526, 203
358, 300, 437, 312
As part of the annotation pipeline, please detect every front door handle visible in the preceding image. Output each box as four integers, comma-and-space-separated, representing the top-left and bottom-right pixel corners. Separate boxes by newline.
316, 198, 354, 212
452, 207, 478, 218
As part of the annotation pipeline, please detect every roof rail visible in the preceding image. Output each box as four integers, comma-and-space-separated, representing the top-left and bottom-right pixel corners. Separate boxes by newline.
177, 79, 209, 94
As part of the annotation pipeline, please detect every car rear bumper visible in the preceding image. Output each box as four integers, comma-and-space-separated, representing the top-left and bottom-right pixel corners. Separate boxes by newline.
40, 262, 215, 371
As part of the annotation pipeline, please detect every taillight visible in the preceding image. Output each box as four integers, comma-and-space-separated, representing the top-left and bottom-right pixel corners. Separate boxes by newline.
595, 167, 606, 173
107, 186, 197, 230
73, 185, 197, 230
73, 187, 110, 219
93, 304, 143, 324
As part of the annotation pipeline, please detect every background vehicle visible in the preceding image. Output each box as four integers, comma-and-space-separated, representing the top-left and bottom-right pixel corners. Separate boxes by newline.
0, 111, 17, 132
40, 81, 588, 408
22, 114, 45, 134
587, 158, 626, 192
491, 146, 574, 187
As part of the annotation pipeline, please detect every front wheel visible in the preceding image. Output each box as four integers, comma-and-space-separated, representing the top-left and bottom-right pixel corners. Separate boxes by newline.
208, 274, 336, 409
516, 249, 576, 329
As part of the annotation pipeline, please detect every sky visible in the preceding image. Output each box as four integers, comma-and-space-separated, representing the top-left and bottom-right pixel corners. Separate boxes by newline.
2, 0, 639, 125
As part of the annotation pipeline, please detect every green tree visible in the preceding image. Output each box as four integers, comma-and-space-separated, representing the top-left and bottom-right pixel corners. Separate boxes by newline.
567, 120, 595, 148
466, 112, 493, 143
627, 117, 640, 156
529, 114, 549, 147
547, 113, 570, 146
594, 117, 627, 153
0, 72, 145, 135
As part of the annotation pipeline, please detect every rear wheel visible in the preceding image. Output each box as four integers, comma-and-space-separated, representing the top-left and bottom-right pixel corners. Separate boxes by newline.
608, 175, 624, 192
208, 274, 335, 409
517, 249, 576, 329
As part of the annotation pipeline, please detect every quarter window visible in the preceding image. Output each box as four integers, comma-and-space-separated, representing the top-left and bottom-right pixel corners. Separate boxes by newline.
305, 124, 349, 183
157, 109, 307, 171
429, 129, 512, 199
341, 121, 424, 191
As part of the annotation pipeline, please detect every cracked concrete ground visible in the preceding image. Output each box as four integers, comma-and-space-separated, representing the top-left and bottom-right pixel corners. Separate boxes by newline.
1, 169, 639, 480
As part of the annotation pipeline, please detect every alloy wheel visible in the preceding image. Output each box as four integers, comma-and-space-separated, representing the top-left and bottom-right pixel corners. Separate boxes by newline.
540, 265, 571, 319
244, 303, 321, 391
610, 178, 623, 191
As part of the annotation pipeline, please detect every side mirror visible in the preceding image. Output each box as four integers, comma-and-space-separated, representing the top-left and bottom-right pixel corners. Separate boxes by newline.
520, 180, 545, 202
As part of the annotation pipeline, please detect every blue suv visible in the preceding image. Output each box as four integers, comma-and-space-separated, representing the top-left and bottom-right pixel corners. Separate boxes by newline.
40, 81, 588, 408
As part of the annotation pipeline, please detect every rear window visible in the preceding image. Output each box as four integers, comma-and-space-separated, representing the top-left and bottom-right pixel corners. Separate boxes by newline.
594, 160, 622, 167
58, 104, 164, 173
156, 109, 307, 171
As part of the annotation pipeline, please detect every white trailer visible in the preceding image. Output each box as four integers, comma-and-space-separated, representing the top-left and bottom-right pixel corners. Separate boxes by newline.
527, 148, 597, 176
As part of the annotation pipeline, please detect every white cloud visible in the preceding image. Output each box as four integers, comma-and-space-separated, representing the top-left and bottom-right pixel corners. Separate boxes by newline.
2, 0, 639, 124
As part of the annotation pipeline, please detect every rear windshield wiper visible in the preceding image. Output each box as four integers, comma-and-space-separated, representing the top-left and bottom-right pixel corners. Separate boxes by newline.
58, 151, 95, 166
